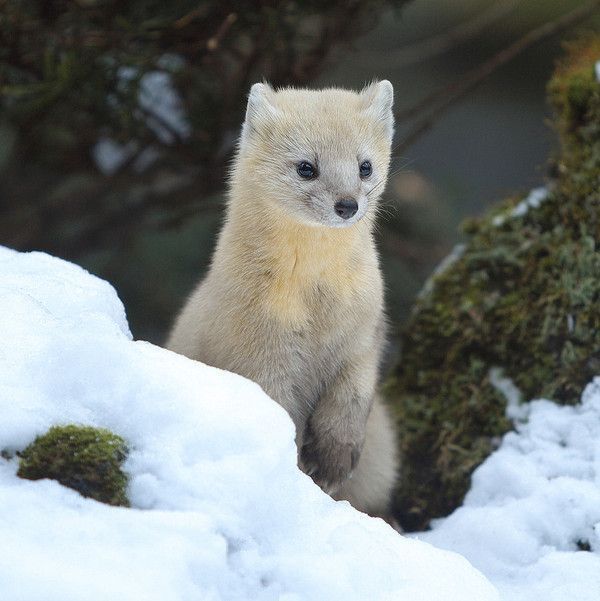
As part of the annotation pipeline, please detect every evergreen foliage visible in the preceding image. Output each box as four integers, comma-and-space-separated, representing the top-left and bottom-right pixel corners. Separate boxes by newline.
0, 0, 407, 257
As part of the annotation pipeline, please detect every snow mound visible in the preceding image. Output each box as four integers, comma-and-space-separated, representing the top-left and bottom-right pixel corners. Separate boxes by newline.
0, 247, 497, 601
421, 380, 600, 600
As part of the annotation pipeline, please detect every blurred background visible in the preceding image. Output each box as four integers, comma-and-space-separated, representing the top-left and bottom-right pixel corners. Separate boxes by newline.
1, 0, 598, 343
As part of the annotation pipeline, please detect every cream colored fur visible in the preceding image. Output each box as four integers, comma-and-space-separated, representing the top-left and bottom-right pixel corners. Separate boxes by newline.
167, 81, 398, 517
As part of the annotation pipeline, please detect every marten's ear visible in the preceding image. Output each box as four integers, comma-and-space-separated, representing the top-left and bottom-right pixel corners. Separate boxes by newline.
361, 80, 394, 140
242, 83, 277, 140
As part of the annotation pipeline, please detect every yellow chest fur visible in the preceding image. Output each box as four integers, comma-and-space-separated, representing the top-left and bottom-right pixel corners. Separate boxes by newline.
261, 224, 373, 328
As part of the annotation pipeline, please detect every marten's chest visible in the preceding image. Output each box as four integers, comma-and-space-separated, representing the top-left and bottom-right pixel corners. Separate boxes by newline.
259, 248, 378, 333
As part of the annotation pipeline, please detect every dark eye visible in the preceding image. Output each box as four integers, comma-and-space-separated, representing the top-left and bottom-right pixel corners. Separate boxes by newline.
297, 161, 317, 179
359, 160, 372, 178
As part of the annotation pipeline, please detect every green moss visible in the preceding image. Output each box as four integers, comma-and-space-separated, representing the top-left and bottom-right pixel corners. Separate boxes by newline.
388, 37, 600, 531
17, 425, 129, 507
548, 36, 600, 145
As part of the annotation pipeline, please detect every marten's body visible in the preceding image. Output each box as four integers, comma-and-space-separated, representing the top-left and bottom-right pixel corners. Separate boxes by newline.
167, 82, 398, 516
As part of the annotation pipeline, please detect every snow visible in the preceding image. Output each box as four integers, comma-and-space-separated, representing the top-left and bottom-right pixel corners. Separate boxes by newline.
92, 137, 137, 176
510, 186, 548, 218
492, 186, 549, 226
0, 246, 497, 601
137, 70, 191, 143
417, 243, 465, 300
4, 246, 599, 600
420, 380, 600, 600
92, 63, 190, 175
115, 65, 190, 144
489, 368, 527, 423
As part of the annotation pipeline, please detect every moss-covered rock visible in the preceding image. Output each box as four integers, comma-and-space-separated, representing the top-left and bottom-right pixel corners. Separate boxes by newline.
388, 36, 600, 531
17, 425, 129, 507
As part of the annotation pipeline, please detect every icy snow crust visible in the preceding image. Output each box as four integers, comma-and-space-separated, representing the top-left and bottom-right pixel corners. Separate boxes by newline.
0, 247, 497, 601
422, 381, 600, 600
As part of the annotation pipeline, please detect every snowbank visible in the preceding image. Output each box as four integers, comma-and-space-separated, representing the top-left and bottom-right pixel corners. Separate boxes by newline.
0, 247, 497, 601
420, 382, 600, 600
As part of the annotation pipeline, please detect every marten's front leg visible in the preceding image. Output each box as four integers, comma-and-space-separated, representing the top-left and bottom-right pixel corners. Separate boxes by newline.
300, 354, 377, 494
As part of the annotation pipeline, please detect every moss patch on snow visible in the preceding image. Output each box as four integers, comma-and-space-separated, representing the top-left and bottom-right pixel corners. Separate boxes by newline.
388, 36, 600, 531
17, 425, 129, 507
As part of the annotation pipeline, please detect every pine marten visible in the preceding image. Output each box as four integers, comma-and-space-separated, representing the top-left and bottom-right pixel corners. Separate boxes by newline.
167, 81, 398, 518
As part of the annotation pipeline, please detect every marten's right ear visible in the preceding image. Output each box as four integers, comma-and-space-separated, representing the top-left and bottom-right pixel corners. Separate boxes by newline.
361, 80, 394, 140
242, 83, 277, 140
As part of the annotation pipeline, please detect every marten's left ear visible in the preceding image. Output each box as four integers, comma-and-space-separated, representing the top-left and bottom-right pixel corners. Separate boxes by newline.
242, 82, 277, 141
361, 80, 394, 140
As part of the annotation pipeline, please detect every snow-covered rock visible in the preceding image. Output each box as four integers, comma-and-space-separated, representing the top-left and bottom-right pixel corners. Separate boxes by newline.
420, 381, 600, 600
0, 247, 497, 601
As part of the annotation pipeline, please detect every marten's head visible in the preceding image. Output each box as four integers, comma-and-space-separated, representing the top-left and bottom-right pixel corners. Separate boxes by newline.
233, 81, 394, 229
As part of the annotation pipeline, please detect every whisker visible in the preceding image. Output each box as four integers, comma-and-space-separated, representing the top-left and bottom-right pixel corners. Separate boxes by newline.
367, 157, 418, 198
389, 156, 416, 169
374, 201, 398, 221
387, 162, 416, 180
366, 179, 386, 197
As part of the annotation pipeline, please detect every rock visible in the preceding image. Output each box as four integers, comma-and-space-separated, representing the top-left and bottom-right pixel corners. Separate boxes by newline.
17, 425, 129, 507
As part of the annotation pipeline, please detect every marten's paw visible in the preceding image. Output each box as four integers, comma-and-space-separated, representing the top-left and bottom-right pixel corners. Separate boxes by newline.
300, 424, 362, 495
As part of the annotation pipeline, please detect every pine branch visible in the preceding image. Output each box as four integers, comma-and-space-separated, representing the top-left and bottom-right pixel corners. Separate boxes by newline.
393, 0, 600, 155
383, 0, 520, 70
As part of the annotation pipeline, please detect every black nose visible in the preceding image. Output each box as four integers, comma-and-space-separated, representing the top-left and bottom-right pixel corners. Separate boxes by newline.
334, 198, 358, 220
